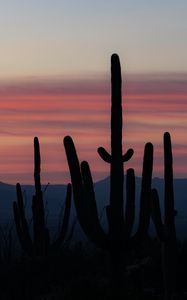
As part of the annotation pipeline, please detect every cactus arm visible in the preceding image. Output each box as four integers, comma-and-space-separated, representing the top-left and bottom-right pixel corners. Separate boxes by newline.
16, 183, 26, 221
151, 132, 178, 299
81, 161, 109, 248
63, 135, 87, 226
34, 137, 42, 197
58, 183, 71, 240
151, 188, 165, 241
13, 202, 30, 254
136, 142, 153, 238
98, 146, 133, 164
63, 136, 83, 201
13, 183, 33, 255
97, 147, 112, 163
64, 136, 108, 249
15, 183, 32, 249
164, 132, 176, 236
52, 183, 71, 249
124, 168, 135, 238
163, 132, 178, 299
32, 137, 46, 255
98, 147, 134, 163
33, 137, 45, 228
81, 161, 99, 213
122, 149, 134, 162
163, 132, 177, 239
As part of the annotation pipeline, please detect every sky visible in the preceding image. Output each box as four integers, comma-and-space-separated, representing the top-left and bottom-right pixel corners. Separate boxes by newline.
0, 1, 187, 184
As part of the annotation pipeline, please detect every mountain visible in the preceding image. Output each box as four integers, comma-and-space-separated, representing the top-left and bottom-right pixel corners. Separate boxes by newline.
0, 177, 187, 241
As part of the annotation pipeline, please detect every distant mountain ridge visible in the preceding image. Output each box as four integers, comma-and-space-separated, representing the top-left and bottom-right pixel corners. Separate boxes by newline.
0, 177, 187, 240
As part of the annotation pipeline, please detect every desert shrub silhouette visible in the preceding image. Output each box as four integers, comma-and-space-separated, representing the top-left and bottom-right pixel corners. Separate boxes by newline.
13, 137, 71, 257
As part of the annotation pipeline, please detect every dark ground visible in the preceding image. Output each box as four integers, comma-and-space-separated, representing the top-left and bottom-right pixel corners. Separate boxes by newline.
0, 236, 186, 300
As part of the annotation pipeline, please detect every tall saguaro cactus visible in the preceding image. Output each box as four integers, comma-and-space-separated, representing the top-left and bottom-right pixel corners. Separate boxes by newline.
64, 54, 154, 277
13, 137, 71, 257
97, 54, 134, 247
151, 132, 178, 300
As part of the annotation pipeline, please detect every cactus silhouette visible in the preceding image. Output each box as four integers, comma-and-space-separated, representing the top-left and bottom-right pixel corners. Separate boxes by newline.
64, 54, 154, 284
97, 54, 134, 249
13, 137, 71, 257
151, 132, 178, 300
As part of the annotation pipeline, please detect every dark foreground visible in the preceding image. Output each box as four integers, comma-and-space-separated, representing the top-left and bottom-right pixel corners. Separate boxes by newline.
0, 237, 187, 300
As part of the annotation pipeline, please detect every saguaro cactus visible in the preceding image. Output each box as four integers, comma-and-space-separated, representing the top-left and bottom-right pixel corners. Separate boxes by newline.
151, 132, 178, 300
64, 54, 153, 274
13, 137, 71, 257
97, 54, 134, 247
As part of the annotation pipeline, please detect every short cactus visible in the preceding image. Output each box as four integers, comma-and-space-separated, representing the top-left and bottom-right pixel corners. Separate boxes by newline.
13, 137, 71, 257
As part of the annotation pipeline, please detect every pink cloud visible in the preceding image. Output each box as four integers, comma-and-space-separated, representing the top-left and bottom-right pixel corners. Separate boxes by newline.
0, 73, 187, 183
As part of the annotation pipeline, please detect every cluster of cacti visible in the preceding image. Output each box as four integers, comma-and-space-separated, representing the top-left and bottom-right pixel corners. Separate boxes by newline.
9, 53, 181, 298
63, 54, 154, 285
13, 137, 71, 257
151, 132, 178, 299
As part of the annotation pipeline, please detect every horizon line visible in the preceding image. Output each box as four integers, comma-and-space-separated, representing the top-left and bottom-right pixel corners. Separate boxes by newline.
1, 175, 187, 187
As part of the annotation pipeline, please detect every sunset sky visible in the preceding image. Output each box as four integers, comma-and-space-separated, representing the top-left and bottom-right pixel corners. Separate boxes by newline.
0, 1, 187, 184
